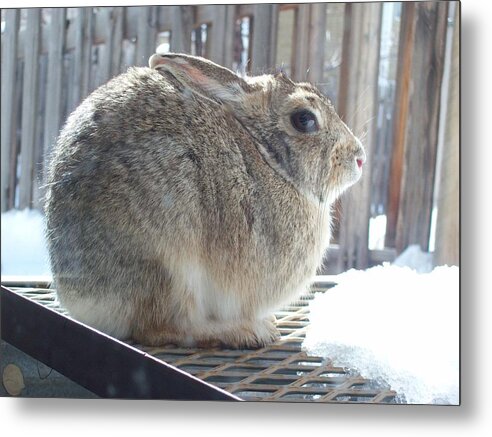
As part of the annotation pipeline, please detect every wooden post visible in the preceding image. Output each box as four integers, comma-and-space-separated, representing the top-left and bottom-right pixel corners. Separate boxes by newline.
32, 53, 48, 211
434, 3, 459, 266
71, 7, 93, 111
95, 7, 124, 84
224, 5, 236, 69
110, 7, 124, 76
209, 5, 227, 65
43, 8, 67, 171
307, 3, 326, 85
293, 4, 310, 82
1, 9, 20, 212
209, 5, 236, 68
393, 2, 449, 253
96, 8, 113, 85
170, 6, 193, 55
385, 3, 416, 249
251, 4, 279, 74
336, 3, 382, 272
19, 9, 41, 210
292, 3, 326, 84
136, 6, 158, 66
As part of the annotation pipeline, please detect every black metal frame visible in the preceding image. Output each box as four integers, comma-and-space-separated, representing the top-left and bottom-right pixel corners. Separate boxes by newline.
0, 285, 240, 401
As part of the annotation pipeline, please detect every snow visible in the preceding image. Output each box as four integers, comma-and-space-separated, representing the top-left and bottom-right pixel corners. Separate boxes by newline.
392, 244, 434, 273
1, 209, 52, 277
303, 263, 459, 405
368, 214, 387, 250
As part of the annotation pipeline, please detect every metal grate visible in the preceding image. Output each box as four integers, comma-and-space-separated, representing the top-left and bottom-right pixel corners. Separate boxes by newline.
6, 282, 398, 403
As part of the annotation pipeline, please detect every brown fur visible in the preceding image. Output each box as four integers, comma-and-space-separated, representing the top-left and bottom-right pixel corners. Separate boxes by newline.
44, 53, 365, 348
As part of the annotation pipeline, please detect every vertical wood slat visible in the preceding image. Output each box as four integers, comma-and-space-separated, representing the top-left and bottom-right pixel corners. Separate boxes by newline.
19, 9, 41, 210
1, 9, 20, 212
223, 5, 236, 69
136, 6, 158, 66
111, 7, 124, 76
43, 8, 67, 168
208, 5, 236, 68
96, 7, 124, 85
293, 4, 310, 82
9, 62, 23, 210
97, 7, 113, 86
394, 2, 449, 253
71, 7, 93, 111
307, 3, 326, 85
170, 6, 193, 55
209, 5, 227, 65
434, 3, 459, 266
292, 3, 326, 84
251, 4, 279, 73
32, 53, 49, 210
156, 6, 173, 31
336, 3, 382, 272
385, 3, 417, 249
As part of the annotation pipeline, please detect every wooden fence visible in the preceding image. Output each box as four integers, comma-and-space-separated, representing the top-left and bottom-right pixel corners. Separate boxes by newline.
0, 3, 460, 272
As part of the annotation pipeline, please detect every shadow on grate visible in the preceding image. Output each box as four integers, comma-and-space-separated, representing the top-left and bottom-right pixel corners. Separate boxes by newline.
7, 281, 398, 403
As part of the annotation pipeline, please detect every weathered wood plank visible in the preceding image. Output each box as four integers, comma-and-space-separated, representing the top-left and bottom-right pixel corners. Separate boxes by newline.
434, 3, 459, 266
336, 3, 382, 272
238, 4, 254, 18
307, 3, 326, 84
251, 4, 279, 73
1, 9, 20, 212
18, 9, 41, 209
96, 7, 113, 86
156, 6, 173, 31
70, 7, 93, 109
276, 7, 295, 76
293, 4, 310, 82
385, 3, 416, 249
395, 1, 449, 253
170, 6, 193, 55
9, 60, 24, 210
136, 7, 150, 67
32, 53, 49, 210
206, 5, 236, 68
111, 7, 124, 76
43, 8, 67, 167
196, 5, 215, 25
95, 6, 124, 84
209, 5, 226, 64
434, 3, 461, 266
223, 5, 237, 69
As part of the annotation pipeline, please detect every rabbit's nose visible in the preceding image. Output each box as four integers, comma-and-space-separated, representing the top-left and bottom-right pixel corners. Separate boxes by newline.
354, 138, 367, 167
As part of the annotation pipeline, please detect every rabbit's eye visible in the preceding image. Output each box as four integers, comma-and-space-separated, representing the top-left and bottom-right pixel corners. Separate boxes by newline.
290, 110, 319, 133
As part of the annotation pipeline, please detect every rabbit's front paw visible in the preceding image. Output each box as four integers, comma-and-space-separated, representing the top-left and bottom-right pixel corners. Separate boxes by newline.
224, 317, 281, 349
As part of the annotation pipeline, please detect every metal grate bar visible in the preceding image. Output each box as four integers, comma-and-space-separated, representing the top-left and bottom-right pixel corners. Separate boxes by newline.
4, 280, 399, 403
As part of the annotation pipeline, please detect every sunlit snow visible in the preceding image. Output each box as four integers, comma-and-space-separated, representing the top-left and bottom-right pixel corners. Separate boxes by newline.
303, 264, 459, 405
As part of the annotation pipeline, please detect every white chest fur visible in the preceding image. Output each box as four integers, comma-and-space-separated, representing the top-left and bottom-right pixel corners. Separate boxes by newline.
180, 262, 243, 323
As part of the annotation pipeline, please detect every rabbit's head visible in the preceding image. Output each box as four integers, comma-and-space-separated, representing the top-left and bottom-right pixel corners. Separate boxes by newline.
149, 53, 366, 205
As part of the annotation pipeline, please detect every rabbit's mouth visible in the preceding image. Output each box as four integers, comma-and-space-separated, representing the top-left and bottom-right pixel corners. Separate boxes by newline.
325, 147, 366, 200
348, 142, 367, 180
349, 152, 366, 182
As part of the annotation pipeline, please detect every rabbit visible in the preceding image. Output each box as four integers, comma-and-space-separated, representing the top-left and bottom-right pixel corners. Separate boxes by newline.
44, 53, 366, 349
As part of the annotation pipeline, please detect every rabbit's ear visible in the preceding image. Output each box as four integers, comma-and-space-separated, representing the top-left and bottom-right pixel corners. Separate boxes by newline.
149, 53, 253, 104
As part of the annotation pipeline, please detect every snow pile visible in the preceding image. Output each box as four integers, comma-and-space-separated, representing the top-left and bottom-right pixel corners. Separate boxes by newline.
303, 264, 459, 404
392, 244, 434, 273
1, 209, 52, 276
